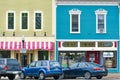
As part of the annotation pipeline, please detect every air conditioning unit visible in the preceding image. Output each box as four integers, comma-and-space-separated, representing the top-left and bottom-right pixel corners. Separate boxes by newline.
99, 29, 104, 33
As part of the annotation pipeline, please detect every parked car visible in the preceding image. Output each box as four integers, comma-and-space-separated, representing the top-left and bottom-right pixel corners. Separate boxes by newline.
0, 58, 21, 80
20, 60, 63, 80
61, 62, 108, 79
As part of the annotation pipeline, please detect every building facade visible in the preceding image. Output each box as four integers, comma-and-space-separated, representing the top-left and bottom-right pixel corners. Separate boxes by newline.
56, 0, 120, 73
0, 0, 55, 67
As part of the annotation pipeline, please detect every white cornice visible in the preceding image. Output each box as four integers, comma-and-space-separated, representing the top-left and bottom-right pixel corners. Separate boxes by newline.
56, 1, 119, 6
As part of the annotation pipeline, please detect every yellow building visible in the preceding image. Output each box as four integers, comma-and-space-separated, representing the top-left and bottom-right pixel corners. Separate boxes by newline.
0, 0, 56, 66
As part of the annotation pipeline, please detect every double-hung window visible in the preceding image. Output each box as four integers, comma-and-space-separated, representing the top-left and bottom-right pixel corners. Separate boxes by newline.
69, 9, 81, 33
95, 9, 107, 33
20, 11, 29, 30
7, 11, 15, 30
34, 11, 43, 31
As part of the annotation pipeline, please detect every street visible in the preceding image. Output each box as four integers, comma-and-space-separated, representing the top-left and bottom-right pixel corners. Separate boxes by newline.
1, 73, 120, 80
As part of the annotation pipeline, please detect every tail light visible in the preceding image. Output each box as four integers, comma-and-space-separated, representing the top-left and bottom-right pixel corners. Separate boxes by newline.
94, 67, 101, 70
4, 65, 8, 70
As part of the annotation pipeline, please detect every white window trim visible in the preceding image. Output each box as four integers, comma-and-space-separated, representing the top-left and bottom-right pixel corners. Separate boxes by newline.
6, 10, 16, 31
69, 8, 81, 33
95, 8, 107, 33
20, 11, 29, 31
34, 11, 43, 31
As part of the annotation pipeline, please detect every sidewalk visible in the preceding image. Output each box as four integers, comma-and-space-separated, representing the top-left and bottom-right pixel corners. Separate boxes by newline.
106, 73, 120, 79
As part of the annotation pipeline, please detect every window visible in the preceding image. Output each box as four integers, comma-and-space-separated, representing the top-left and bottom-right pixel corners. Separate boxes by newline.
95, 9, 107, 33
34, 11, 43, 31
20, 11, 29, 30
6, 11, 15, 30
69, 9, 81, 33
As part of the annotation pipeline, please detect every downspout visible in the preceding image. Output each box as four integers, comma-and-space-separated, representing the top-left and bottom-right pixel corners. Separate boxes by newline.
118, 2, 120, 72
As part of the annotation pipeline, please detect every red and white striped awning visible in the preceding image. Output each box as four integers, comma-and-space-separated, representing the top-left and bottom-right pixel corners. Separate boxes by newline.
0, 41, 54, 50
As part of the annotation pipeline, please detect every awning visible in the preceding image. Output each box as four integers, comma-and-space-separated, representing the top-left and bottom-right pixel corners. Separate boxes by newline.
0, 41, 54, 50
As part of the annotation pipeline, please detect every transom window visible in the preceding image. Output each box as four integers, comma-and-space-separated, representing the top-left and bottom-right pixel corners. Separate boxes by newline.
6, 11, 15, 30
20, 11, 29, 30
95, 8, 107, 33
69, 9, 81, 33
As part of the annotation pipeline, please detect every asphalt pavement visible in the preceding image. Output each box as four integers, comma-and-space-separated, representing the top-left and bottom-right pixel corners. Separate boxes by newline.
1, 73, 120, 80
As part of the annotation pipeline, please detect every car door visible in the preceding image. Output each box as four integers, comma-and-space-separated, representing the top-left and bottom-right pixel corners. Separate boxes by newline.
67, 63, 79, 77
77, 62, 88, 77
25, 61, 37, 76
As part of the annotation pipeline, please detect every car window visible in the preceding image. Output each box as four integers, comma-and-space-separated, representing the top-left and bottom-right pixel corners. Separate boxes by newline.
78, 63, 88, 68
36, 61, 41, 67
70, 63, 79, 69
87, 62, 101, 67
7, 59, 19, 65
29, 61, 36, 67
41, 61, 47, 66
0, 60, 5, 64
50, 61, 60, 67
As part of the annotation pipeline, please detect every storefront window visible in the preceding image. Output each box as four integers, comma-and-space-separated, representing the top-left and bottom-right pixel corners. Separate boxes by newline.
80, 42, 95, 47
98, 42, 113, 47
62, 42, 78, 47
58, 51, 86, 67
103, 51, 117, 68
0, 51, 10, 58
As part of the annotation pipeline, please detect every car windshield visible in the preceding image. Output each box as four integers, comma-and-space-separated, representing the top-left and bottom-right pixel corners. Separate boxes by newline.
7, 59, 19, 65
0, 60, 5, 64
50, 61, 60, 67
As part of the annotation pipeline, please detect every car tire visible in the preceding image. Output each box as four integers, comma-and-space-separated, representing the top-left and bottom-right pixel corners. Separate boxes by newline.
20, 72, 26, 79
8, 74, 15, 80
96, 76, 102, 79
34, 77, 39, 79
84, 72, 91, 79
54, 76, 60, 79
39, 72, 45, 80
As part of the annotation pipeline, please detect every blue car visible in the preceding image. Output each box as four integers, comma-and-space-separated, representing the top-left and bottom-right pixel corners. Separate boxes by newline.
61, 62, 108, 79
20, 60, 63, 80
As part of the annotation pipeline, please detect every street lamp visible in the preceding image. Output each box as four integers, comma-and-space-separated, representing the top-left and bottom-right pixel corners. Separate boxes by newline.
22, 35, 25, 48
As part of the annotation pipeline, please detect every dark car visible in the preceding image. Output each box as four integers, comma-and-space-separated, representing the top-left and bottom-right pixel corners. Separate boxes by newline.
0, 58, 21, 80
61, 62, 108, 79
20, 60, 63, 80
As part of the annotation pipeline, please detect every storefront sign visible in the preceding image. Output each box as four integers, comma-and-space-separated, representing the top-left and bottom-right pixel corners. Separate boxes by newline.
20, 48, 27, 53
103, 52, 113, 57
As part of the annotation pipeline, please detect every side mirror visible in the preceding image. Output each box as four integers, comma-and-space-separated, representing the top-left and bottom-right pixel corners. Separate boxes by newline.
27, 65, 29, 68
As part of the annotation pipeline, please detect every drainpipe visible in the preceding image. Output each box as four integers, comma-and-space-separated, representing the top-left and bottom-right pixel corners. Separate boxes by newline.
118, 2, 120, 72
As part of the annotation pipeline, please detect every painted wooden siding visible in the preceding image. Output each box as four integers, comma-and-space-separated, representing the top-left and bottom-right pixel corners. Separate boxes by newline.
56, 5, 119, 39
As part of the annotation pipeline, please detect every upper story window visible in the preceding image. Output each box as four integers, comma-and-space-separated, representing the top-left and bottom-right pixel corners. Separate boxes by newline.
34, 11, 43, 31
95, 8, 107, 33
20, 11, 29, 30
6, 11, 15, 30
69, 9, 81, 33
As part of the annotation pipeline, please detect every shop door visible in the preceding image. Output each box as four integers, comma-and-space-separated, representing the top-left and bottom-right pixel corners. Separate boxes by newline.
21, 54, 28, 67
86, 51, 99, 64
38, 51, 48, 60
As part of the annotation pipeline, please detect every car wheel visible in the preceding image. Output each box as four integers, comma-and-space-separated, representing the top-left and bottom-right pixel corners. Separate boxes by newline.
96, 76, 102, 79
60, 73, 65, 79
20, 72, 25, 79
84, 72, 91, 79
8, 74, 15, 80
39, 72, 45, 80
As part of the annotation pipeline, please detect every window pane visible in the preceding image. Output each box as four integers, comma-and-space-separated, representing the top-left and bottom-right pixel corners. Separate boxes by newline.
22, 13, 28, 29
35, 13, 41, 29
72, 14, 78, 32
8, 13, 14, 29
98, 15, 104, 30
